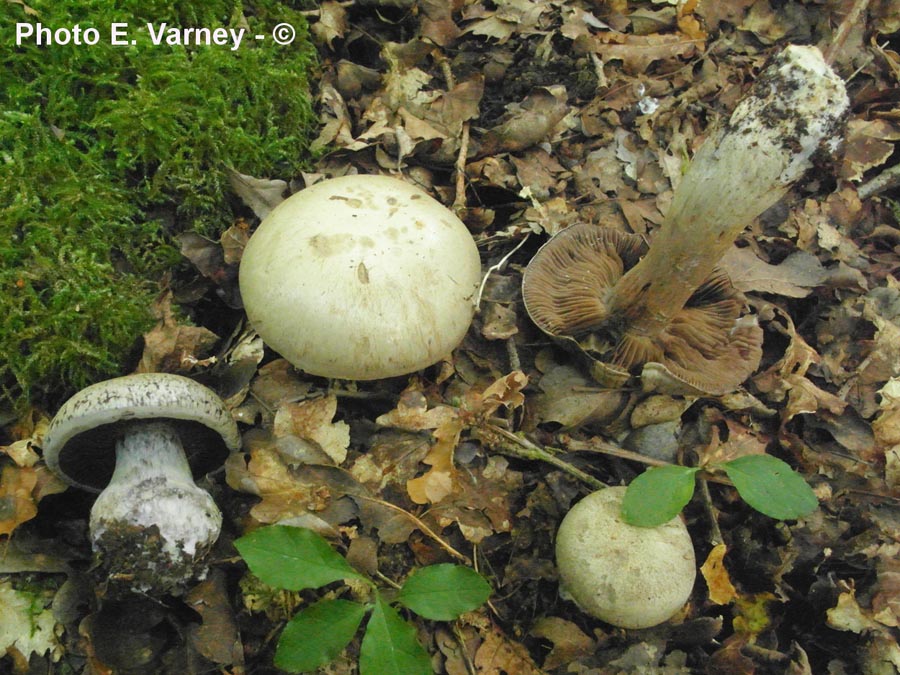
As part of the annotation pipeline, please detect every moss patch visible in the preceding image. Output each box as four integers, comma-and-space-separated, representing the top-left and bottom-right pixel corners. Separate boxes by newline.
1, 0, 317, 409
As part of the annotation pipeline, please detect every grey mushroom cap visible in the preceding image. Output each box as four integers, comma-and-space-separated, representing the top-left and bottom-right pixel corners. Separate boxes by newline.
43, 373, 241, 493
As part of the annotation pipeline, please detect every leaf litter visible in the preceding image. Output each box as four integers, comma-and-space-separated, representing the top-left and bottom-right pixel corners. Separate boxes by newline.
3, 0, 900, 673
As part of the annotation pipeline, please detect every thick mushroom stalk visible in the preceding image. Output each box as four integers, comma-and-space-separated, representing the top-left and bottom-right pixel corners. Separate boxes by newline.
607, 45, 848, 347
42, 373, 240, 596
522, 45, 848, 394
90, 421, 222, 595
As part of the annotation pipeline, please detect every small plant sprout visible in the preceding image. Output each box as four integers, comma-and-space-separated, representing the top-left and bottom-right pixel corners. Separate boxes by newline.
523, 45, 849, 394
555, 486, 696, 629
234, 525, 492, 675
621, 454, 819, 528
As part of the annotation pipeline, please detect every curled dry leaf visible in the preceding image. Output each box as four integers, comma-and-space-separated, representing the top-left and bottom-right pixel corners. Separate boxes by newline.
273, 395, 350, 465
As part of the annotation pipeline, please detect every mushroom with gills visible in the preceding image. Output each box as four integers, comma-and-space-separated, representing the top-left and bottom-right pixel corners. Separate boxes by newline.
522, 45, 849, 394
239, 174, 483, 381
42, 373, 240, 595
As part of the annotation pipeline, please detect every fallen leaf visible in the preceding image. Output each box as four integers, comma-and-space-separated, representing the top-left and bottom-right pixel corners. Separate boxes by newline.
529, 616, 594, 670
721, 247, 827, 298
273, 395, 350, 465
701, 544, 738, 605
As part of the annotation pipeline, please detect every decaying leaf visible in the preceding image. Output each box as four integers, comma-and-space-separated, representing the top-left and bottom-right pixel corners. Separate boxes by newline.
701, 544, 738, 606
137, 291, 220, 373
274, 395, 350, 465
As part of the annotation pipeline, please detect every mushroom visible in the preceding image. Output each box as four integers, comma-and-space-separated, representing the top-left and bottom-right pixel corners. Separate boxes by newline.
239, 174, 482, 380
43, 373, 240, 595
555, 486, 696, 628
523, 45, 848, 394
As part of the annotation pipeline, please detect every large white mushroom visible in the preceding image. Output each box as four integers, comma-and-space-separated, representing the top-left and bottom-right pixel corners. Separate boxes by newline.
239, 174, 482, 380
555, 486, 696, 629
43, 373, 240, 595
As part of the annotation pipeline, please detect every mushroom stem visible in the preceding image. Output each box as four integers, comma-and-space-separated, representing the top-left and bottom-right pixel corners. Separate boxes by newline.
606, 45, 848, 341
89, 420, 222, 594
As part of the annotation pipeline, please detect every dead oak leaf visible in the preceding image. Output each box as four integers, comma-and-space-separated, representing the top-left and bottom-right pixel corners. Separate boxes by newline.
529, 616, 595, 671
310, 0, 348, 49
721, 247, 827, 298
137, 291, 220, 373
225, 444, 331, 523
586, 32, 700, 75
273, 395, 350, 464
474, 622, 544, 675
0, 465, 37, 536
378, 373, 528, 505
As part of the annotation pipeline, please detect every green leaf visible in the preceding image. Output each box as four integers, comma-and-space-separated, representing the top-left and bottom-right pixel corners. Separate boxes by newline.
275, 598, 368, 673
621, 465, 701, 527
722, 455, 818, 520
234, 525, 368, 591
359, 595, 431, 675
396, 564, 491, 621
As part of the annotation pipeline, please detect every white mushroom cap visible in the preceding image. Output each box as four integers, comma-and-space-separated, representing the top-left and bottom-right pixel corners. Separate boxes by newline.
555, 486, 696, 629
43, 373, 241, 492
239, 175, 482, 380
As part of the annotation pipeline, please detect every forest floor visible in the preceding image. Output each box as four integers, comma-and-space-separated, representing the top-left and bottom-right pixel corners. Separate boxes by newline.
3, 0, 900, 674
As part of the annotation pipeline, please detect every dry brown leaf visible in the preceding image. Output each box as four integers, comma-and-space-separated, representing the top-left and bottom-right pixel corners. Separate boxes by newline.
185, 569, 243, 667
227, 170, 287, 220
273, 395, 350, 465
701, 543, 738, 605
473, 623, 544, 675
721, 247, 826, 298
0, 464, 38, 537
587, 32, 700, 75
137, 291, 220, 373
311, 0, 348, 48
529, 616, 595, 670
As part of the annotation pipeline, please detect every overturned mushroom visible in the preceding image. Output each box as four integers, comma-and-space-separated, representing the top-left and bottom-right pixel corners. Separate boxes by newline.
523, 45, 848, 394
43, 373, 240, 595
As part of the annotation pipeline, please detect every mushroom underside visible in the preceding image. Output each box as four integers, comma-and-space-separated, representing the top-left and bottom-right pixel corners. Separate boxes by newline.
522, 224, 763, 395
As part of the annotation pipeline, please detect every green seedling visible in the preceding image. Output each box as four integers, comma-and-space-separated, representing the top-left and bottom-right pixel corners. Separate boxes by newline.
235, 525, 492, 675
621, 454, 818, 527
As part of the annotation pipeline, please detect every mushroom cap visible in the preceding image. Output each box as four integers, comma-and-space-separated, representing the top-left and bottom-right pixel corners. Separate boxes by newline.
239, 174, 482, 380
43, 373, 240, 492
522, 223, 763, 395
555, 486, 696, 629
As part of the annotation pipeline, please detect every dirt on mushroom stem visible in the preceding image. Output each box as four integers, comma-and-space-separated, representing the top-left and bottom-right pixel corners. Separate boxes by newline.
603, 45, 848, 346
88, 420, 223, 596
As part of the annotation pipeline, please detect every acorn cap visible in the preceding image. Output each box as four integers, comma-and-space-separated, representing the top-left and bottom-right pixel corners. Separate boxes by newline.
43, 373, 241, 492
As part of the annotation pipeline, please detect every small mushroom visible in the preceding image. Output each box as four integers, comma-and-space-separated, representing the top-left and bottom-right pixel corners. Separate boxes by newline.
239, 174, 482, 380
523, 45, 848, 394
43, 373, 240, 595
555, 486, 696, 629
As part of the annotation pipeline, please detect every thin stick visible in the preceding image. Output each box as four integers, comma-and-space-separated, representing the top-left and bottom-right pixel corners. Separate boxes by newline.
353, 495, 470, 563
481, 424, 607, 491
474, 234, 530, 310
823, 0, 871, 65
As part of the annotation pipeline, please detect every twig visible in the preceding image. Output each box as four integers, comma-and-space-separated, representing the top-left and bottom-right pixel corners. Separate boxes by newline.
481, 424, 607, 491
453, 121, 471, 212
562, 436, 736, 487
697, 477, 724, 545
858, 162, 900, 200
474, 234, 530, 310
353, 495, 470, 563
823, 0, 871, 65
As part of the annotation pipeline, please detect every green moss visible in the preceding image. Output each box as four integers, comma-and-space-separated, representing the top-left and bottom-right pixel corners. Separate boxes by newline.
1, 0, 317, 409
